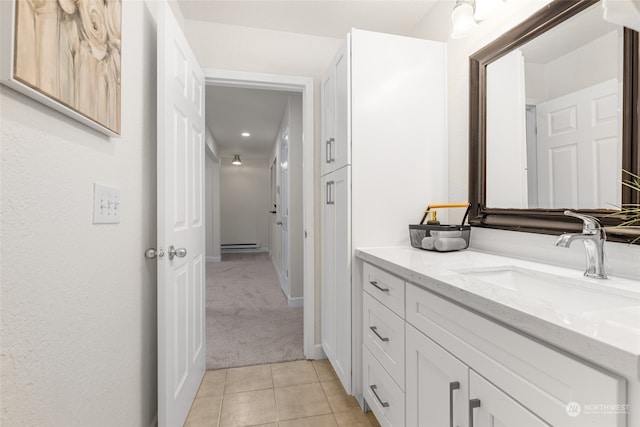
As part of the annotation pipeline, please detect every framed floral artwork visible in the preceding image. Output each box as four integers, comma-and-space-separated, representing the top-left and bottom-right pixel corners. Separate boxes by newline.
0, 0, 121, 137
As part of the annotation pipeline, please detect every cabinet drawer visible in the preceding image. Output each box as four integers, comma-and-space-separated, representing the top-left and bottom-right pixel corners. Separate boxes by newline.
363, 292, 405, 390
363, 262, 405, 317
406, 283, 626, 427
363, 347, 405, 427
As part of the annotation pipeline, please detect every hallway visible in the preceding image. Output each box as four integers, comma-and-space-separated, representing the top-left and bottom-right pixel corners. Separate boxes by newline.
206, 253, 304, 370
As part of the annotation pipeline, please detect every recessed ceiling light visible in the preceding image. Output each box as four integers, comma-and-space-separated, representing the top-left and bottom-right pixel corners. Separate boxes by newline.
241, 132, 251, 137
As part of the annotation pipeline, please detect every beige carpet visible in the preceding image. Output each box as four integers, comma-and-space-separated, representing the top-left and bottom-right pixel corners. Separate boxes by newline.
206, 252, 304, 370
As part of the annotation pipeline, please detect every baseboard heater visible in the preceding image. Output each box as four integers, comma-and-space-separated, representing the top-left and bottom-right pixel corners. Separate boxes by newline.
221, 243, 262, 252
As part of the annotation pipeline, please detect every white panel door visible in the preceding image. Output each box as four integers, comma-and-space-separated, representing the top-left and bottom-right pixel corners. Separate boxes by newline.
332, 39, 350, 171
406, 324, 469, 427
321, 172, 336, 363
157, 2, 206, 426
321, 64, 335, 177
470, 371, 551, 427
320, 38, 350, 176
536, 79, 620, 209
321, 166, 351, 392
280, 131, 290, 295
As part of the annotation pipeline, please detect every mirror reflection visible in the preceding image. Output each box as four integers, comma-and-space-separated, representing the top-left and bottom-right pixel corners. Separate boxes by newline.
486, 4, 623, 210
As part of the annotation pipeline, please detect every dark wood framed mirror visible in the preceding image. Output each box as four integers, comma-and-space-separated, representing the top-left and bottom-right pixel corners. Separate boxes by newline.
469, 0, 639, 242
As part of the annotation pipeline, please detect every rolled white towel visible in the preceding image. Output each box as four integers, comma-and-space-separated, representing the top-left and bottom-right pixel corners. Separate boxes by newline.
422, 236, 436, 250
430, 229, 462, 238
434, 237, 467, 252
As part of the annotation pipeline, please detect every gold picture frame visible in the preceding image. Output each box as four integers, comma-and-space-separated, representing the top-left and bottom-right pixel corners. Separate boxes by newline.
1, 0, 121, 137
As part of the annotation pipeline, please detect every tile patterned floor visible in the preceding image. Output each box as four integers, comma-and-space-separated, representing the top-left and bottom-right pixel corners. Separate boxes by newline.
185, 360, 382, 427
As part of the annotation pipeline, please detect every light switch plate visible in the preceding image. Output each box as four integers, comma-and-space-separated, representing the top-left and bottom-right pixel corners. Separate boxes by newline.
93, 183, 120, 224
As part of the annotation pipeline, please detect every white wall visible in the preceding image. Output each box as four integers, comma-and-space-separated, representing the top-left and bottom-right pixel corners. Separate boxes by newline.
525, 30, 621, 102
205, 155, 221, 262
219, 157, 271, 250
0, 1, 158, 425
543, 30, 621, 101
205, 127, 221, 262
413, 0, 640, 279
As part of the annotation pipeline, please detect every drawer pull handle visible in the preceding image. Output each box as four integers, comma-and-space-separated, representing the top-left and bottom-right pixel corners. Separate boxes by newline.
369, 281, 390, 293
369, 326, 390, 342
370, 385, 390, 408
449, 381, 460, 427
469, 398, 481, 427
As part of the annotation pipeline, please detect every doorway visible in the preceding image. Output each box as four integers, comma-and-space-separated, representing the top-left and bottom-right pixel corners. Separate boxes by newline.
203, 70, 319, 367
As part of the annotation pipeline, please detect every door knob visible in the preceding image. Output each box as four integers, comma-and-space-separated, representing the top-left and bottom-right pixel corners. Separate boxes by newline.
145, 248, 164, 259
168, 245, 187, 260
276, 221, 282, 225
269, 210, 276, 214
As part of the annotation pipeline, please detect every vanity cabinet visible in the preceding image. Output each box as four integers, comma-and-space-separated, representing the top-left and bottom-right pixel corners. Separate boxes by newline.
361, 260, 627, 427
362, 262, 406, 427
406, 282, 626, 427
406, 324, 549, 427
320, 29, 447, 398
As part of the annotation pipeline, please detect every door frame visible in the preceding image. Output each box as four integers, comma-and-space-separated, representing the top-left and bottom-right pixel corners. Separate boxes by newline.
203, 69, 320, 359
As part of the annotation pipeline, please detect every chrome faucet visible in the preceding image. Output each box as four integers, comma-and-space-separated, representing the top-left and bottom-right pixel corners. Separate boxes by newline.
555, 211, 607, 279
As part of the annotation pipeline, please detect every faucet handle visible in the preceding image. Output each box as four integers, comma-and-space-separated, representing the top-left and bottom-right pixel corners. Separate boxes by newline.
564, 210, 601, 233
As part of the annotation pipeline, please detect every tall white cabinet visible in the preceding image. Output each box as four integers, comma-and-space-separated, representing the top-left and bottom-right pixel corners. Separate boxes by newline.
320, 29, 447, 400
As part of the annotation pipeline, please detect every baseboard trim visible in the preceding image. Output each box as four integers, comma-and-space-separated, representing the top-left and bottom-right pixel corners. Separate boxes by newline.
287, 296, 303, 308
148, 414, 158, 427
221, 247, 269, 254
305, 344, 326, 360
206, 256, 221, 263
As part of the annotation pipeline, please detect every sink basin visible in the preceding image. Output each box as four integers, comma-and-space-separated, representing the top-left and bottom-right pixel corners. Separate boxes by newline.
454, 266, 640, 314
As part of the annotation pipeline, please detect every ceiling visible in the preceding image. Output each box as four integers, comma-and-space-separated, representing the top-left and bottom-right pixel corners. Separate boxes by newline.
519, 3, 619, 64
177, 1, 439, 39
205, 86, 296, 159
194, 1, 441, 160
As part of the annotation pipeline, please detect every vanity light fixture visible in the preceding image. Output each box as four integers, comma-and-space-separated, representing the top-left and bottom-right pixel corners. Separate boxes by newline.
451, 0, 478, 39
231, 154, 242, 165
241, 132, 251, 137
474, 0, 504, 21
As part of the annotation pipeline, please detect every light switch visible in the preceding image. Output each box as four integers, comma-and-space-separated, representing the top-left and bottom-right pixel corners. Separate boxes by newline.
93, 183, 120, 224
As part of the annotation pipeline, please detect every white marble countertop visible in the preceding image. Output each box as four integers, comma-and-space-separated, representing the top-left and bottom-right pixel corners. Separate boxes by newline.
355, 246, 640, 380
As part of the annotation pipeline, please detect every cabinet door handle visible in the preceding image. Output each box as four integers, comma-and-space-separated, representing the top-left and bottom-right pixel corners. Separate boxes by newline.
449, 381, 460, 427
369, 280, 390, 293
369, 385, 390, 408
369, 326, 390, 342
326, 181, 335, 205
329, 137, 335, 162
325, 139, 332, 164
469, 398, 481, 427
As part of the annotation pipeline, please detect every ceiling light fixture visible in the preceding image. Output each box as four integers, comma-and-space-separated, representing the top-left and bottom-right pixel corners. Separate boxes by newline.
232, 154, 242, 165
451, 0, 478, 39
241, 132, 251, 137
474, 0, 503, 21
